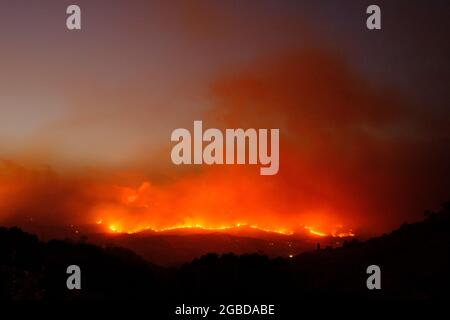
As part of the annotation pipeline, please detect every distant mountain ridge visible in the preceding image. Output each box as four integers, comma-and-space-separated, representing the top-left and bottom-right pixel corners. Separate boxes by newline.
10, 222, 351, 266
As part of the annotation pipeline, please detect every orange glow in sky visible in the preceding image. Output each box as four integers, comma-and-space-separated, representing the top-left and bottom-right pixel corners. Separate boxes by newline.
0, 2, 449, 238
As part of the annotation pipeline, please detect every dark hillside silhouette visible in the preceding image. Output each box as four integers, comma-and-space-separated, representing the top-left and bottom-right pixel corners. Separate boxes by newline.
1, 202, 449, 300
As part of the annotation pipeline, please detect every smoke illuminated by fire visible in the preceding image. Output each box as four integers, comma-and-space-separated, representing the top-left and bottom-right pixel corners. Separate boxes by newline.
105, 222, 294, 236
0, 43, 448, 238
0, 0, 449, 245
0, 161, 356, 238
92, 180, 355, 238
86, 177, 357, 238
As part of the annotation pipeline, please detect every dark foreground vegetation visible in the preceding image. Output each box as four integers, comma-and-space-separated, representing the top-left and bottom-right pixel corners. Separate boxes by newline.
1, 202, 449, 300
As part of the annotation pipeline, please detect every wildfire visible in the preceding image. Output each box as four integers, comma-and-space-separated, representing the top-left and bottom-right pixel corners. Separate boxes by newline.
79, 178, 358, 240
105, 222, 294, 235
109, 224, 119, 232
304, 225, 355, 238
103, 221, 354, 238
93, 181, 357, 238
305, 227, 328, 237
332, 231, 356, 238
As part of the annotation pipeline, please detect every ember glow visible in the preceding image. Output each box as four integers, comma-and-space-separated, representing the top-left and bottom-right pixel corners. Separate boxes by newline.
105, 223, 294, 236
304, 227, 327, 237
103, 221, 355, 239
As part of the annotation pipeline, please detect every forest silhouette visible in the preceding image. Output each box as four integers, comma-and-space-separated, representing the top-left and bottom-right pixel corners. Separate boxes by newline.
1, 202, 449, 300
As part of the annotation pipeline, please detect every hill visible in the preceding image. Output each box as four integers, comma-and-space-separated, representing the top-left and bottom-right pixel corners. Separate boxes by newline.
0, 202, 449, 300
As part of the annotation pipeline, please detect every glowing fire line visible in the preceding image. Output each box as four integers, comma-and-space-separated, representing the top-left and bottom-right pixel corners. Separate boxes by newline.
304, 225, 355, 238
99, 221, 354, 238
106, 223, 293, 235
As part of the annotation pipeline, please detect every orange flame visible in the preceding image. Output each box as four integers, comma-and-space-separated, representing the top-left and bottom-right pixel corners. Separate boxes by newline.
103, 220, 354, 238
105, 222, 294, 235
305, 226, 327, 237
